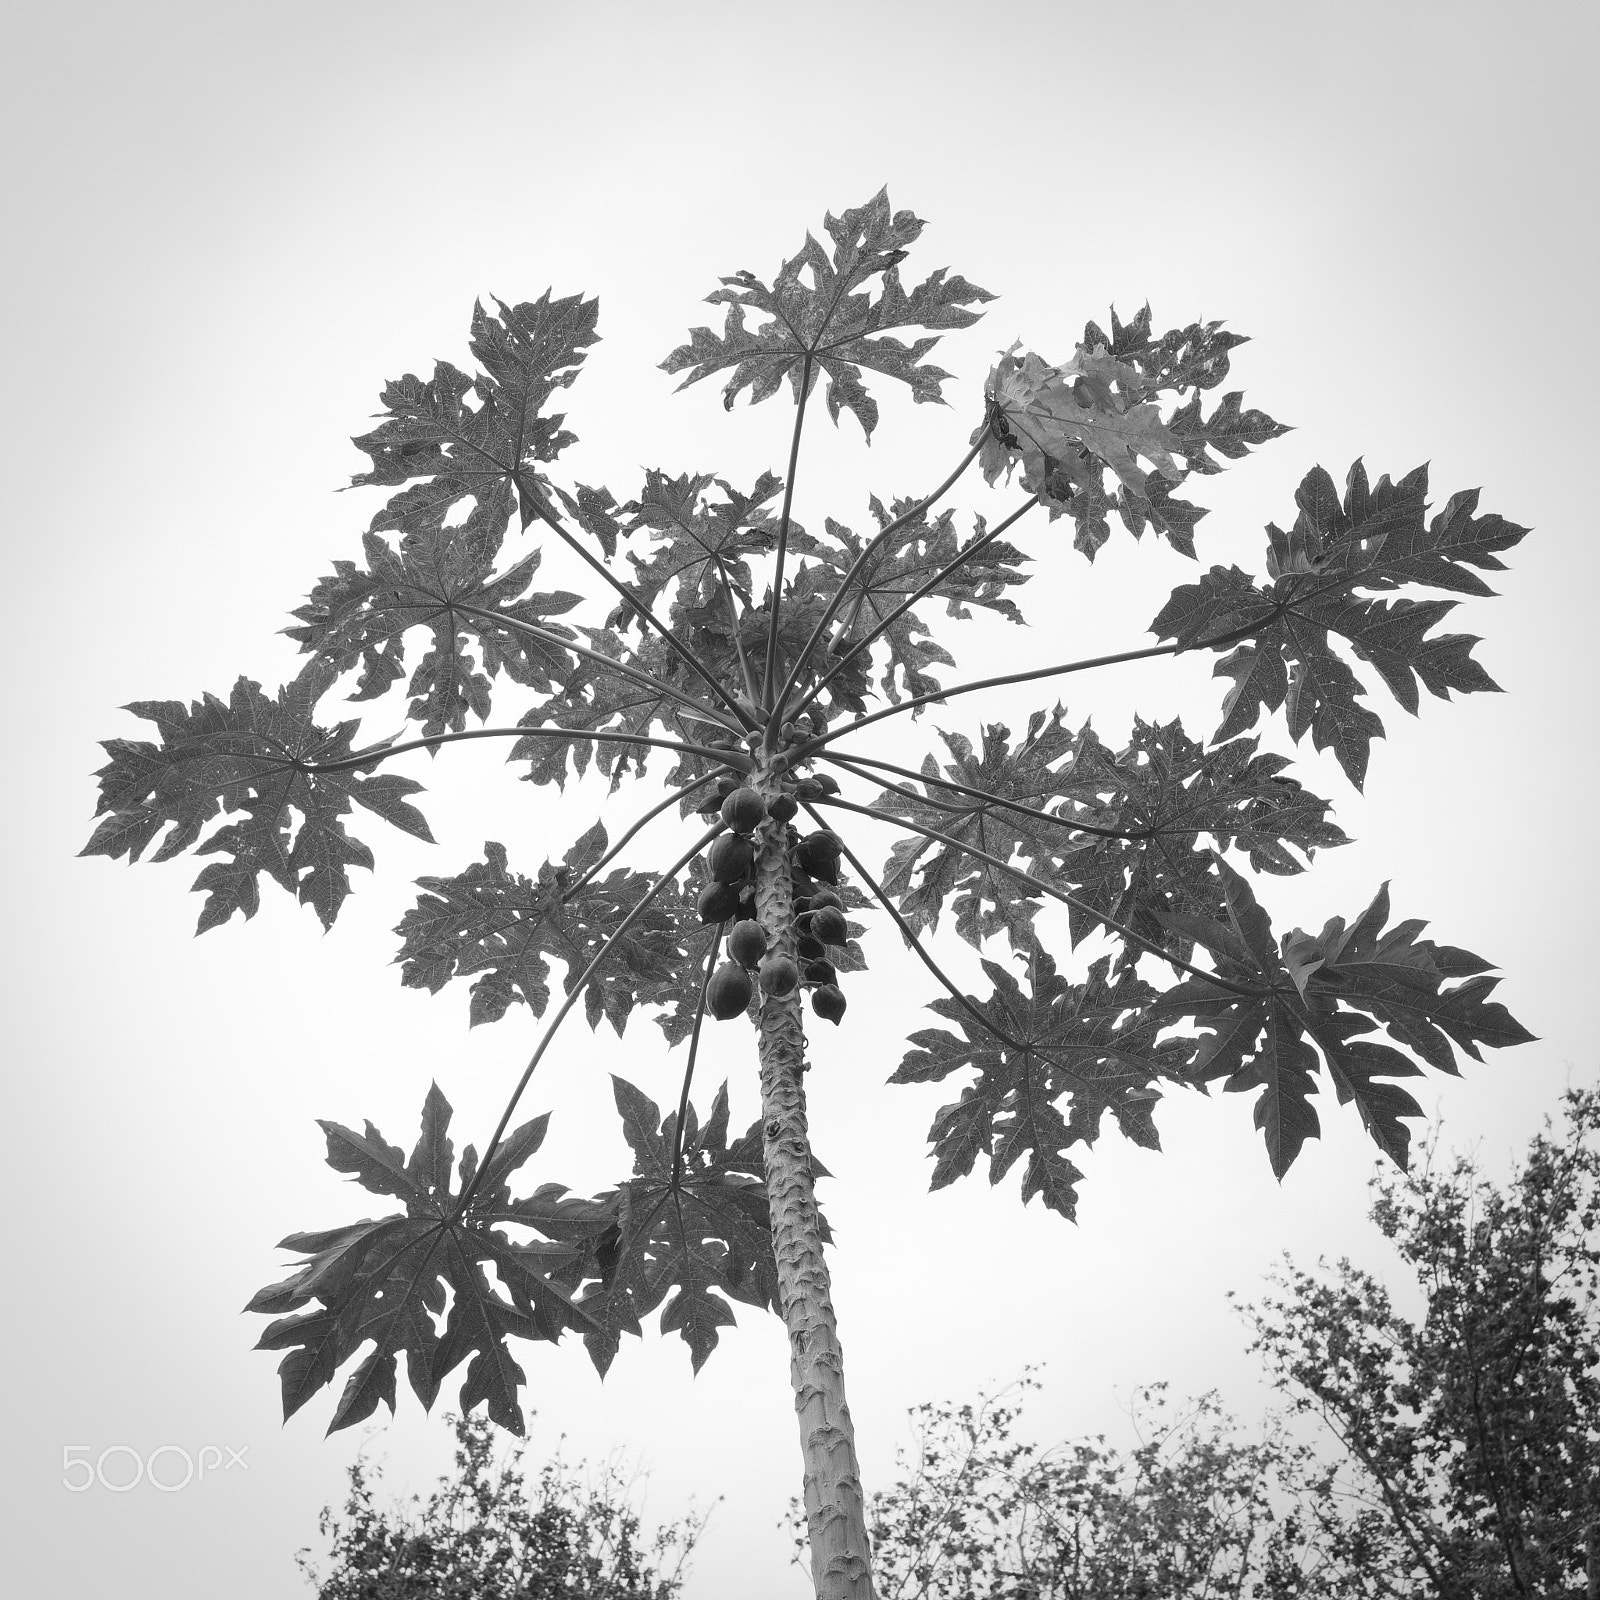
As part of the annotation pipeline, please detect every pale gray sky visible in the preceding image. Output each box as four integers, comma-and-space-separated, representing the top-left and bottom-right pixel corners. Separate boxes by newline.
6, 2, 1596, 1596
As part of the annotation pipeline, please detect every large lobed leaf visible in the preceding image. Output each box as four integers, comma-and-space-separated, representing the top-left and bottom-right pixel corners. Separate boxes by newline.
791, 495, 1031, 705
617, 468, 786, 619
870, 709, 1346, 965
661, 187, 993, 440
349, 290, 600, 536
1043, 715, 1350, 974
283, 482, 583, 740
896, 854, 1533, 1198
80, 656, 433, 932
539, 1077, 834, 1376
872, 707, 1099, 951
245, 1084, 603, 1436
976, 305, 1289, 560
1150, 459, 1528, 790
1145, 856, 1536, 1177
393, 822, 698, 1036
891, 946, 1190, 1220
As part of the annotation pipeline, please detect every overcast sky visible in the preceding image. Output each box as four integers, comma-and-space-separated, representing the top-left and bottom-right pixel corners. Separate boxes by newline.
6, 3, 1597, 1596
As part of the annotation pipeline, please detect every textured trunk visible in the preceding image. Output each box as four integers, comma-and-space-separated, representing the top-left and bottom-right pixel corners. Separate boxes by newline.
750, 778, 877, 1598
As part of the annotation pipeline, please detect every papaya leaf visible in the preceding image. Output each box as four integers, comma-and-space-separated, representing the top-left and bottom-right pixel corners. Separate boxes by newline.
1146, 857, 1536, 1177
874, 709, 1101, 951
619, 468, 786, 618
891, 945, 1191, 1220
80, 656, 433, 933
975, 306, 1284, 560
350, 291, 600, 534
508, 630, 706, 791
544, 1078, 835, 1376
792, 495, 1031, 703
283, 487, 583, 739
393, 827, 695, 1036
244, 1083, 601, 1437
661, 186, 993, 440
1149, 459, 1530, 791
1081, 303, 1250, 396
1045, 715, 1349, 974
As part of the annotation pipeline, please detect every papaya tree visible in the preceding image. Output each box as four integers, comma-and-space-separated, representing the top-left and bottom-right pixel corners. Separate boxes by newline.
80, 189, 1537, 1599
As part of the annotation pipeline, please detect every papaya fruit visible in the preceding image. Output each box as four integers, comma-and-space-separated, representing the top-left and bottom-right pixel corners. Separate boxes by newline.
811, 984, 846, 1024
696, 881, 741, 924
809, 906, 848, 946
707, 962, 754, 1020
795, 830, 842, 878
726, 919, 767, 968
708, 833, 754, 884
719, 787, 767, 834
759, 954, 800, 998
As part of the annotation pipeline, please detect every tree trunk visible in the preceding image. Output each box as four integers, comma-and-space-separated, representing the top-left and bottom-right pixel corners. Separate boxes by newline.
751, 783, 877, 1598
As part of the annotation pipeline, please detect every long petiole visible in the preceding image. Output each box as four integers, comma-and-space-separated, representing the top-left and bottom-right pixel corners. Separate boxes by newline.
669, 929, 723, 1186
820, 751, 1135, 844
711, 550, 761, 708
456, 820, 724, 1216
761, 354, 814, 712
788, 612, 1272, 765
813, 793, 1263, 1000
307, 723, 751, 776
794, 492, 1042, 719
770, 428, 992, 726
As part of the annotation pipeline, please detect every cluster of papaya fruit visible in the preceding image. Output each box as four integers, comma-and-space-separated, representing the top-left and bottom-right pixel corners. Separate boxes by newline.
692, 779, 851, 1027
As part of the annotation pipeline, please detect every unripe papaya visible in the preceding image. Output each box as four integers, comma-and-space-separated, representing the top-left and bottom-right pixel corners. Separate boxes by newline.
795, 830, 842, 878
707, 962, 754, 1020
759, 954, 800, 998
811, 984, 847, 1024
796, 933, 826, 961
810, 905, 849, 945
798, 851, 839, 885
767, 793, 799, 823
708, 833, 754, 884
726, 919, 767, 968
719, 787, 767, 834
812, 773, 841, 795
696, 881, 741, 924
801, 958, 836, 986
809, 888, 843, 911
